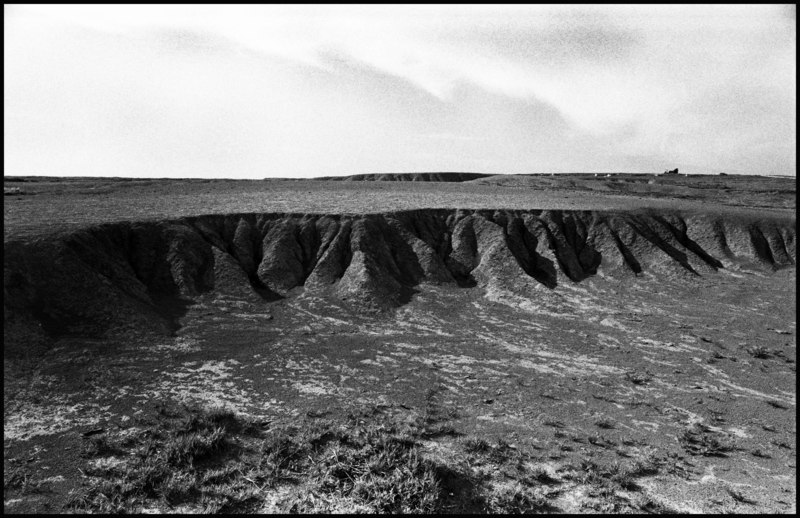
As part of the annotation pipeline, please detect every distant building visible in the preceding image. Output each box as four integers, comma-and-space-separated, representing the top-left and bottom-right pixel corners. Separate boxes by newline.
662, 168, 679, 175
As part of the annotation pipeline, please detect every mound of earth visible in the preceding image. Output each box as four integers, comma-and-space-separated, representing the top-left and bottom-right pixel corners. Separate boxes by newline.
3, 208, 795, 353
314, 172, 492, 182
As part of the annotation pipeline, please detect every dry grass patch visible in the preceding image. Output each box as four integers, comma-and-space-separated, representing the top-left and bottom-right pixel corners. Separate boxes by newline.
64, 402, 575, 513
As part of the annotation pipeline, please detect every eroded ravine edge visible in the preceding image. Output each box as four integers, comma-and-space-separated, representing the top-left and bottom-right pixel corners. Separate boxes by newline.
3, 208, 795, 350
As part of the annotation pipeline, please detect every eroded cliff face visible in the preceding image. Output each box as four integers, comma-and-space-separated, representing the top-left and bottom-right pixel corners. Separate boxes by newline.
3, 209, 796, 347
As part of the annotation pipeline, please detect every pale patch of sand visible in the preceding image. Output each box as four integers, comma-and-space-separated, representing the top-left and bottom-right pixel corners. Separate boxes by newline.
89, 457, 127, 470
4, 399, 113, 441
37, 475, 66, 484
292, 379, 339, 396
599, 317, 629, 331
152, 335, 202, 353
148, 359, 262, 414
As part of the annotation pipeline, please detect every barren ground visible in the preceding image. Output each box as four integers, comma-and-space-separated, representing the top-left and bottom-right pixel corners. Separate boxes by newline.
3, 173, 794, 239
3, 173, 796, 513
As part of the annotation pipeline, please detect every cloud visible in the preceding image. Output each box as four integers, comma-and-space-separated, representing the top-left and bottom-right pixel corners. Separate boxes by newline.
785, 4, 797, 22
443, 13, 642, 66
4, 5, 796, 177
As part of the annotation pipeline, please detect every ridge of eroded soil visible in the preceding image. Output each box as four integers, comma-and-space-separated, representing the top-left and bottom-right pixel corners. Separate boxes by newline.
4, 209, 795, 345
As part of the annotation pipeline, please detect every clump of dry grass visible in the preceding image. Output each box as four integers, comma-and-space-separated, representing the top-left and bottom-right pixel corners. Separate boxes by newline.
594, 418, 616, 430
463, 437, 491, 454
726, 487, 757, 505
625, 371, 652, 385
680, 424, 736, 457
80, 435, 127, 459
65, 396, 684, 514
66, 401, 572, 514
485, 481, 558, 514
4, 465, 36, 495
750, 449, 771, 459
67, 404, 265, 513
746, 346, 771, 359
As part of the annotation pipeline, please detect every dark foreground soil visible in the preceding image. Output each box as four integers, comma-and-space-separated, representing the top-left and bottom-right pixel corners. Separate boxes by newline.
4, 264, 796, 513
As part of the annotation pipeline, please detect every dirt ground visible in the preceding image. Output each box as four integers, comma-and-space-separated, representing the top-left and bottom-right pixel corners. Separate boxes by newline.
3, 173, 794, 240
3, 173, 796, 513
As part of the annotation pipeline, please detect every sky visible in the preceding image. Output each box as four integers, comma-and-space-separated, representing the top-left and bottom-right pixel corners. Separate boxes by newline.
4, 4, 796, 178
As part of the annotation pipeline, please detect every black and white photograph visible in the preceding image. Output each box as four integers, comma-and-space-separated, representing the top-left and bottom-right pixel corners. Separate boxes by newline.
4, 4, 796, 513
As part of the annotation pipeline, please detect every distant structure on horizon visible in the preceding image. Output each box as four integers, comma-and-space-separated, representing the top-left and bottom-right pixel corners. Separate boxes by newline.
662, 168, 679, 175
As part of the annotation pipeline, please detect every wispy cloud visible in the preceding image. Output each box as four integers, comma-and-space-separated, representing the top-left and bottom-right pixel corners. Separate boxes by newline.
4, 5, 795, 177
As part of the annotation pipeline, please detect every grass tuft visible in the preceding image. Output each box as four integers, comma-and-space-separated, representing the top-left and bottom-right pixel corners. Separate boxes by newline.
81, 434, 126, 458
64, 402, 484, 513
726, 487, 757, 505
751, 449, 771, 459
680, 424, 735, 457
746, 346, 771, 359
766, 399, 789, 409
4, 465, 40, 496
594, 418, 616, 430
625, 371, 652, 385
463, 437, 491, 454
485, 482, 559, 513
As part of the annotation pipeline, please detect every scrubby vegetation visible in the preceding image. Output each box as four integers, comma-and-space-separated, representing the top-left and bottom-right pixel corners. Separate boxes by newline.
64, 403, 526, 513
62, 401, 682, 514
679, 423, 736, 457
747, 346, 771, 359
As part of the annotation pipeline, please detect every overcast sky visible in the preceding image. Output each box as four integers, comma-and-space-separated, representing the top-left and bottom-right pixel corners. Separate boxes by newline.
4, 4, 796, 178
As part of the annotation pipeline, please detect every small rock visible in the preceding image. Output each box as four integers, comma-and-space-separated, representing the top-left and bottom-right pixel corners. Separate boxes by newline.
483, 399, 494, 404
